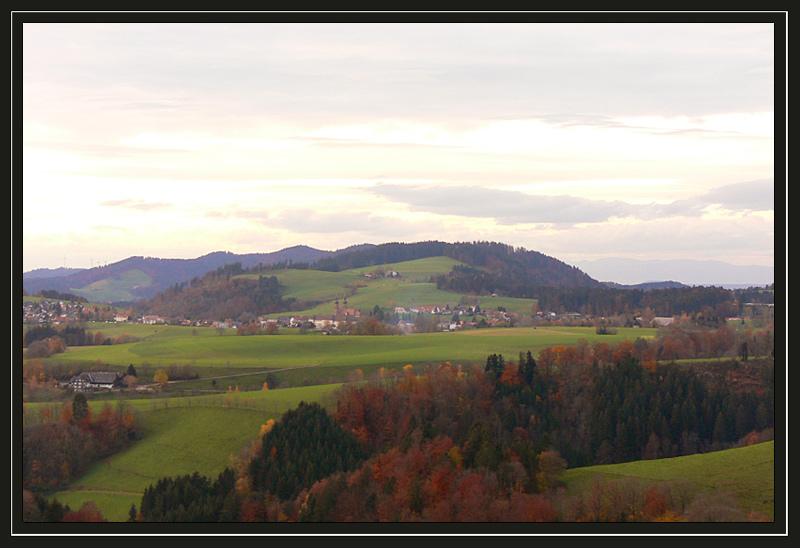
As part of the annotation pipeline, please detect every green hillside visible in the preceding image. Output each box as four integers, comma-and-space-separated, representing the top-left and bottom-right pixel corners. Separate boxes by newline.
247, 256, 538, 317
71, 269, 153, 303
563, 441, 775, 520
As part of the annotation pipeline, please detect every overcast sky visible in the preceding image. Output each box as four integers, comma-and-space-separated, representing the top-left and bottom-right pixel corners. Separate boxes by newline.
19, 18, 779, 273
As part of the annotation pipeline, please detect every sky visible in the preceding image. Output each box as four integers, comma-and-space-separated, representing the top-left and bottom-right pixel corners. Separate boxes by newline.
18, 17, 779, 274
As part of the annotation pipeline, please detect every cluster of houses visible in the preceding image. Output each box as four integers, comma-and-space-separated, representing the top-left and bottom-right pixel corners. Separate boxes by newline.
253, 296, 363, 332
23, 298, 95, 326
22, 298, 178, 327
199, 298, 524, 335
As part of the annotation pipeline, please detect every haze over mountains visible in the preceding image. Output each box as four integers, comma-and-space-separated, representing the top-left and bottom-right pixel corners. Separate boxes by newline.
569, 258, 775, 288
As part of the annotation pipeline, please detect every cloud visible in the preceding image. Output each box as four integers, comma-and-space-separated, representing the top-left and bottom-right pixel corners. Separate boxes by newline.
650, 179, 776, 218
22, 22, 775, 133
370, 184, 641, 226
701, 179, 775, 211
99, 199, 174, 212
369, 178, 776, 227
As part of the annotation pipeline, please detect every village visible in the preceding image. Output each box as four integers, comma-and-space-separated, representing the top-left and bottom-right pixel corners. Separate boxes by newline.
23, 290, 554, 335
24, 280, 773, 339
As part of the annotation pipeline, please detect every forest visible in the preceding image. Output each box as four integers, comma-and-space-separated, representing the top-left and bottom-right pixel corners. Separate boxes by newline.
97, 337, 774, 524
135, 269, 298, 321
312, 240, 600, 289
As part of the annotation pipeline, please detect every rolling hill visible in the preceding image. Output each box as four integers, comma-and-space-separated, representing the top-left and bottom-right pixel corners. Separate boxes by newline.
127, 241, 605, 321
23, 241, 603, 311
22, 244, 371, 303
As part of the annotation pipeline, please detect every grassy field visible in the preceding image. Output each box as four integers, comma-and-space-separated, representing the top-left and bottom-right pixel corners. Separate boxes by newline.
37, 324, 657, 391
562, 441, 776, 520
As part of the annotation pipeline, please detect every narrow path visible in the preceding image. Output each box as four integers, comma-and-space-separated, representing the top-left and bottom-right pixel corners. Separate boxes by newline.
139, 362, 322, 389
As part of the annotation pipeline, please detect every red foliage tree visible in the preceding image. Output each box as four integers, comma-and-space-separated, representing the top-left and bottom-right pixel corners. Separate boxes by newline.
61, 501, 106, 522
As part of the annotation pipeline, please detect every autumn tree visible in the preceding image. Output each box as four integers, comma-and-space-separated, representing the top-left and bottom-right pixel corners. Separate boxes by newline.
154, 369, 169, 385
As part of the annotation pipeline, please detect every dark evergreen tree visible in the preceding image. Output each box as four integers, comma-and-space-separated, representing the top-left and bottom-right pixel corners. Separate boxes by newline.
248, 401, 367, 501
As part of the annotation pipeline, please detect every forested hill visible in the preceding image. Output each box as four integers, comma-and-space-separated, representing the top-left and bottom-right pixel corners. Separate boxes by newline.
313, 241, 602, 293
129, 241, 601, 321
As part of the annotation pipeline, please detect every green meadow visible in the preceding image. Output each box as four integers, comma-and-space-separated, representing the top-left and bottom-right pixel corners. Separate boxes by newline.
562, 441, 776, 520
41, 324, 657, 390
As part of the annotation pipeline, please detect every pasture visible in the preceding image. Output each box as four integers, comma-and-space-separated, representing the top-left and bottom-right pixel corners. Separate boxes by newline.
38, 324, 658, 391
562, 441, 776, 521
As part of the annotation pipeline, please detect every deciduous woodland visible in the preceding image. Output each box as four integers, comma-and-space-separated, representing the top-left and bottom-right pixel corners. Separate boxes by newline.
22, 396, 143, 492
27, 341, 770, 524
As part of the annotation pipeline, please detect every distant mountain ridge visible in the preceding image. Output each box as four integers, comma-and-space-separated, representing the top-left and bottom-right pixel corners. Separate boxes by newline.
22, 267, 86, 280
602, 280, 690, 291
25, 242, 772, 306
22, 245, 367, 302
571, 258, 774, 288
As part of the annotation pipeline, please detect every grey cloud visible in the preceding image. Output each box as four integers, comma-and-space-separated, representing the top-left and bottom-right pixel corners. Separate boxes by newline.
702, 179, 775, 211
23, 22, 775, 132
370, 179, 776, 226
370, 184, 639, 226
651, 179, 776, 218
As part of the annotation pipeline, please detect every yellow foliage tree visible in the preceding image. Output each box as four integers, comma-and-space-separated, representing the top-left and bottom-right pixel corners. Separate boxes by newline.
260, 420, 275, 436
154, 369, 168, 385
